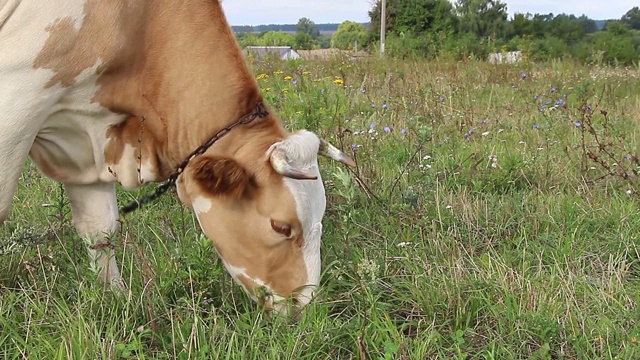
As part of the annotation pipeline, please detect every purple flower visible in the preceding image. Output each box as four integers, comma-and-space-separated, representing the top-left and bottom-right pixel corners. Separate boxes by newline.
384, 126, 391, 133
382, 103, 388, 109
468, 128, 474, 134
401, 128, 407, 134
482, 119, 487, 124
575, 121, 582, 127
534, 95, 539, 101
369, 123, 375, 130
545, 100, 551, 105
321, 88, 325, 94
586, 105, 592, 111
29, 162, 35, 168
556, 99, 564, 106
439, 96, 445, 102
55, 213, 62, 219
371, 103, 376, 108
551, 87, 556, 93
625, 154, 632, 161
533, 123, 539, 129
292, 79, 298, 85
361, 88, 366, 94
521, 73, 527, 79
539, 106, 546, 111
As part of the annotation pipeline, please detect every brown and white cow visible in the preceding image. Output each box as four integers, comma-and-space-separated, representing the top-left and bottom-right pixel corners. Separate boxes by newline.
0, 0, 354, 316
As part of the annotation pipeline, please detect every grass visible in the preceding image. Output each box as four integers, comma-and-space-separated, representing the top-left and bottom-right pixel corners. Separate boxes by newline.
1, 55, 639, 359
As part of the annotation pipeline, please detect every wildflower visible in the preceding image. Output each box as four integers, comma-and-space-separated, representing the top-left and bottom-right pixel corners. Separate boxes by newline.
423, 155, 431, 160
521, 73, 527, 79
396, 242, 412, 247
534, 95, 539, 101
284, 75, 293, 81
302, 71, 311, 76
445, 205, 452, 210
55, 213, 62, 219
556, 99, 564, 106
292, 79, 298, 85
575, 121, 582, 127
333, 77, 344, 85
264, 87, 271, 92
551, 87, 556, 93
545, 100, 551, 105
281, 88, 289, 93
626, 154, 632, 161
256, 73, 268, 81
400, 128, 407, 135
632, 336, 637, 344
533, 123, 539, 129
274, 70, 284, 75
482, 119, 487, 124
539, 106, 545, 111
382, 103, 387, 109
586, 105, 592, 111
439, 96, 445, 102
321, 88, 325, 94
369, 123, 375, 130
384, 126, 391, 133
371, 103, 376, 108
481, 131, 489, 136
360, 88, 366, 94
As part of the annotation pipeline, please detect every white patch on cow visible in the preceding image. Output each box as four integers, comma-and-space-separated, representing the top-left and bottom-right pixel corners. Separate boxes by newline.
221, 259, 277, 304
274, 130, 326, 296
192, 196, 212, 214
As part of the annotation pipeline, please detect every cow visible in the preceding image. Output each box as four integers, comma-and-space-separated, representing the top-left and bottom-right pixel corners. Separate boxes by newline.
0, 0, 354, 317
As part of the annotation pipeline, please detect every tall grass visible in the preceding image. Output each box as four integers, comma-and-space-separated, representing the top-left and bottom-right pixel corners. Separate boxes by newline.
1, 56, 639, 359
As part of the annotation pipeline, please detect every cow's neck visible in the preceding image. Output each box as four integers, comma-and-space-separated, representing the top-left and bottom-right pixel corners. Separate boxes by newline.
100, 0, 282, 186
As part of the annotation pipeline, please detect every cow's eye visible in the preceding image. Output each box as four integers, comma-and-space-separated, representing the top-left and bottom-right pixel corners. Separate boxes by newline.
270, 219, 292, 238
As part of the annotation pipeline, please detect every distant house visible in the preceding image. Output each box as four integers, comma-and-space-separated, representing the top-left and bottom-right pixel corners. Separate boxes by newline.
242, 46, 302, 60
488, 51, 523, 64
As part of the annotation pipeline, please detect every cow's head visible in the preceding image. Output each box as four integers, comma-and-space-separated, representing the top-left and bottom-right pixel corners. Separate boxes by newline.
176, 129, 354, 316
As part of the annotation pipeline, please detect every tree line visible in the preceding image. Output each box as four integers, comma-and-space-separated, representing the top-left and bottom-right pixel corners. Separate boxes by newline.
234, 2, 640, 65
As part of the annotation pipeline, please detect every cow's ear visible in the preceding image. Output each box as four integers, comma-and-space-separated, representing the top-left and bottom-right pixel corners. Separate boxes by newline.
189, 156, 255, 198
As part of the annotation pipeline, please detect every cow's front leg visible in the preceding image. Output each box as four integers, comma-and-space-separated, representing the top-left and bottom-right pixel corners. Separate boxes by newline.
64, 182, 124, 289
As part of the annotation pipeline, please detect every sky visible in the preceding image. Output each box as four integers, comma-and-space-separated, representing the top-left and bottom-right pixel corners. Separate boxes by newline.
221, 0, 638, 26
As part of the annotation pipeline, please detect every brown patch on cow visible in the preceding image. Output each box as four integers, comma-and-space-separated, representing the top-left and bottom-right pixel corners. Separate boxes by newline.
32, 1, 136, 89
191, 156, 256, 199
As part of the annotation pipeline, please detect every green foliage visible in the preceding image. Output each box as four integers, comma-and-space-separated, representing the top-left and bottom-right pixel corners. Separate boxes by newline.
621, 6, 640, 30
296, 17, 320, 39
455, 0, 509, 39
331, 21, 367, 50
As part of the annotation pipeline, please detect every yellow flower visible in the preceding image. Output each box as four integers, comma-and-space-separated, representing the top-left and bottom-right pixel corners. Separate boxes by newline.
295, 111, 303, 115
302, 71, 311, 76
333, 77, 344, 85
632, 336, 637, 344
284, 75, 293, 81
274, 70, 284, 75
281, 88, 289, 93
264, 87, 271, 92
256, 73, 268, 81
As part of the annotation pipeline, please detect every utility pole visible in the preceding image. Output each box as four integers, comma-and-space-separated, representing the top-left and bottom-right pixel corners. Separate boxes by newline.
380, 0, 386, 56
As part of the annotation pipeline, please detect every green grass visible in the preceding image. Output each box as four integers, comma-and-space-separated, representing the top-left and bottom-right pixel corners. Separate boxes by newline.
2, 56, 639, 359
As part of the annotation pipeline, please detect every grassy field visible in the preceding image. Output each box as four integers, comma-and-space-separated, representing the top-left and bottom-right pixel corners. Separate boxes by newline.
1, 56, 639, 359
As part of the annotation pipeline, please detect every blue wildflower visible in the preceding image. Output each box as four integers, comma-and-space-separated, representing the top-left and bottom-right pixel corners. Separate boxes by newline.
575, 121, 582, 127
401, 128, 407, 134
384, 126, 391, 133
533, 123, 539, 129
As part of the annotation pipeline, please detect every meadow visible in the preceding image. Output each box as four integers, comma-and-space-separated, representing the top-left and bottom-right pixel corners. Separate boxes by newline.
1, 55, 639, 359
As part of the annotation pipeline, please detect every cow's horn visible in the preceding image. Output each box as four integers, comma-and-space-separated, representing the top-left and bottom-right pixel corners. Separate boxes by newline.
269, 148, 318, 180
318, 138, 356, 167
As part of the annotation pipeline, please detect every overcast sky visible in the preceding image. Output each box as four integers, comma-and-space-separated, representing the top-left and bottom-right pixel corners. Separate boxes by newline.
221, 0, 637, 26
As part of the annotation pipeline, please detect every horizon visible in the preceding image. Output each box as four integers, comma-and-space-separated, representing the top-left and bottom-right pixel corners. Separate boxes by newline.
221, 0, 637, 27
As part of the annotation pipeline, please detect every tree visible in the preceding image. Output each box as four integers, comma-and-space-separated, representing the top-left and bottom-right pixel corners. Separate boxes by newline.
510, 13, 534, 38
331, 21, 367, 50
621, 7, 640, 30
455, 0, 508, 39
259, 31, 295, 46
296, 17, 320, 39
368, 0, 457, 37
295, 32, 315, 50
